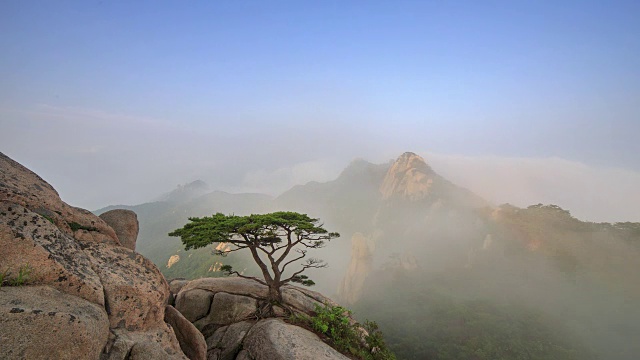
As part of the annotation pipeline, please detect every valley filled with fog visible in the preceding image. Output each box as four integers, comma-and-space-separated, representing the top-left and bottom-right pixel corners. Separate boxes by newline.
3, 2, 639, 359
98, 152, 640, 360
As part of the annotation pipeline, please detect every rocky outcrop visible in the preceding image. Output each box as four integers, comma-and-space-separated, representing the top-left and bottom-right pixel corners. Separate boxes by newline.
337, 232, 376, 304
380, 152, 435, 201
99, 209, 139, 251
0, 286, 109, 360
207, 320, 254, 360
82, 242, 169, 331
174, 277, 350, 360
0, 152, 119, 245
242, 319, 349, 360
0, 152, 187, 360
165, 305, 207, 360
103, 326, 184, 360
0, 203, 104, 305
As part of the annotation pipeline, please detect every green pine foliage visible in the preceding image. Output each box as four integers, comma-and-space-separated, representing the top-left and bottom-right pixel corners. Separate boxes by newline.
169, 211, 339, 305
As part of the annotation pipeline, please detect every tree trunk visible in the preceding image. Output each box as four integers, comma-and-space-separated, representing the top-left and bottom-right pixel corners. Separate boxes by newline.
267, 282, 282, 304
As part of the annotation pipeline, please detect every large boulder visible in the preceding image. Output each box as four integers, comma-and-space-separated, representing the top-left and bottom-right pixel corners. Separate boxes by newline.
206, 321, 254, 360
195, 292, 257, 337
165, 305, 207, 360
168, 278, 191, 306
176, 277, 336, 317
178, 277, 269, 299
0, 151, 188, 360
0, 286, 110, 360
169, 279, 190, 297
241, 318, 349, 360
0, 152, 119, 245
0, 202, 104, 305
82, 242, 169, 331
281, 286, 340, 313
174, 278, 355, 360
175, 288, 214, 323
99, 209, 139, 251
104, 326, 186, 360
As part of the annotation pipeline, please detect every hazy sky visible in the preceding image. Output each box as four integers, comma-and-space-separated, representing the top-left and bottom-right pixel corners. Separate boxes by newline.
1, 1, 639, 220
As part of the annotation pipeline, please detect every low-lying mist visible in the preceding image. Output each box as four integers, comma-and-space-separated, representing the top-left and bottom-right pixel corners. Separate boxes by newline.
96, 153, 640, 360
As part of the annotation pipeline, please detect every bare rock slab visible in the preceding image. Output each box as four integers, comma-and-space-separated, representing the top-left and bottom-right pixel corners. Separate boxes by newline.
242, 318, 349, 360
83, 242, 169, 331
178, 277, 268, 299
175, 288, 214, 322
99, 209, 139, 251
206, 321, 254, 360
0, 286, 109, 360
103, 326, 187, 360
0, 152, 119, 246
194, 292, 257, 337
165, 305, 207, 360
0, 202, 104, 305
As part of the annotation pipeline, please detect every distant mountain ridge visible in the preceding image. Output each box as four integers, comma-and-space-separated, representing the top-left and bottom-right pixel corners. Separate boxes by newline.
157, 179, 210, 203
96, 151, 640, 360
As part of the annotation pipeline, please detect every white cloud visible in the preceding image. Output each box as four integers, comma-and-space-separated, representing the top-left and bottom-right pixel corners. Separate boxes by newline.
2, 104, 639, 222
235, 159, 344, 195
423, 152, 640, 222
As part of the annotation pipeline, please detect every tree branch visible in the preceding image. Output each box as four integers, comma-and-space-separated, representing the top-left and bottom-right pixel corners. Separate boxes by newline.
274, 228, 295, 265
281, 258, 327, 285
280, 249, 307, 273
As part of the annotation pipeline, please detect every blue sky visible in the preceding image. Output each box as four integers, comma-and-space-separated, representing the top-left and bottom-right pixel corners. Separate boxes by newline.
1, 1, 639, 216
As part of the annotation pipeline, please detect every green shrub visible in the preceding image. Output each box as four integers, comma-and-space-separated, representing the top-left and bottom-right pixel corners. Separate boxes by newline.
293, 303, 396, 360
363, 320, 396, 360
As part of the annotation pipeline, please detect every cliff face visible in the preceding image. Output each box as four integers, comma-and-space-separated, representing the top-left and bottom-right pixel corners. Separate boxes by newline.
337, 233, 376, 304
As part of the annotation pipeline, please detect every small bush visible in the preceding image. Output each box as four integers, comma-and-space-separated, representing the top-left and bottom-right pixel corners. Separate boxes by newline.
363, 321, 396, 360
294, 303, 396, 360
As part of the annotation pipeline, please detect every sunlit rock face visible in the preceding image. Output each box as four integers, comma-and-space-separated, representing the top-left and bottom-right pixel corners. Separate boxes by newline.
168, 254, 181, 268
380, 152, 435, 201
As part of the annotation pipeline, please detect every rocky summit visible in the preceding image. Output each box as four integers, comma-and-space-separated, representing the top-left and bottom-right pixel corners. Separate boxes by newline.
379, 152, 436, 200
0, 152, 359, 360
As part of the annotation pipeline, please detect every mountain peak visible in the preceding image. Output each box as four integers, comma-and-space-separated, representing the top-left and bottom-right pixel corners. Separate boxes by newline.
158, 180, 210, 203
380, 152, 435, 200
396, 152, 432, 171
